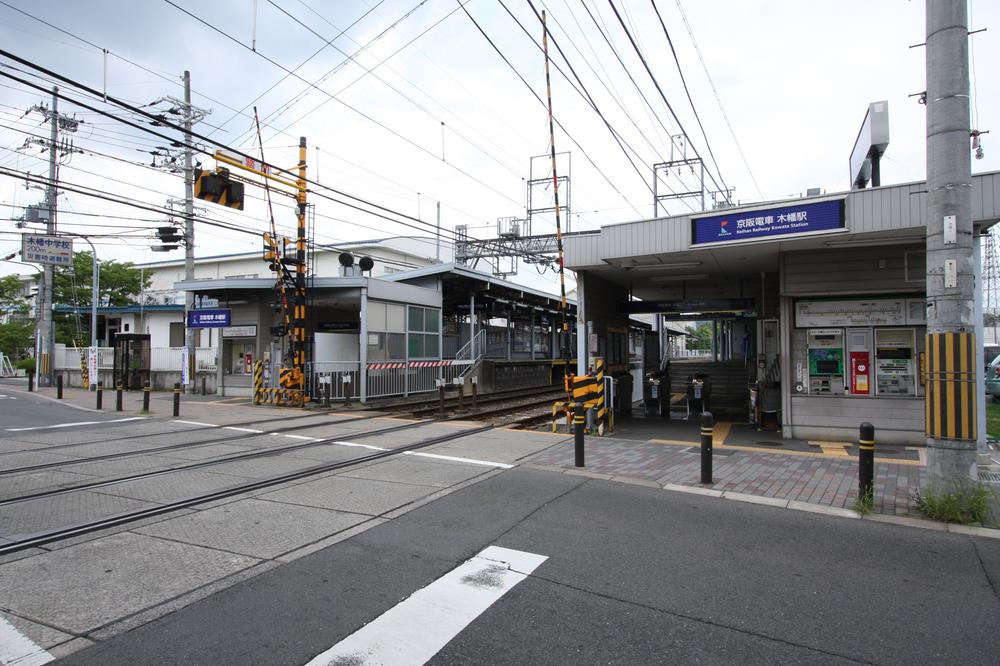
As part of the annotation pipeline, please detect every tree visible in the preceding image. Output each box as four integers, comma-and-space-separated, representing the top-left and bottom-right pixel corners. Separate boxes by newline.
51, 251, 151, 344
687, 321, 713, 351
0, 274, 35, 358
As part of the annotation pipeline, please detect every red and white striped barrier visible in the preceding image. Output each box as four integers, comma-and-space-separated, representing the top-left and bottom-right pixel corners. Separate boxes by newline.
366, 360, 455, 370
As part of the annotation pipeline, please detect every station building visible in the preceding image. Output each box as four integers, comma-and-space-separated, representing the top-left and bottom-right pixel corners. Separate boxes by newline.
564, 171, 1000, 445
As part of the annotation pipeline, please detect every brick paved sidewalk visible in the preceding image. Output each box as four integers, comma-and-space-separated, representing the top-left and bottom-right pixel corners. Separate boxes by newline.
527, 435, 926, 516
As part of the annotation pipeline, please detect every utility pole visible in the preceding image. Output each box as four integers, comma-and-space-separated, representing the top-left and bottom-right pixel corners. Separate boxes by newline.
183, 70, 195, 391
924, 1, 978, 486
41, 87, 59, 387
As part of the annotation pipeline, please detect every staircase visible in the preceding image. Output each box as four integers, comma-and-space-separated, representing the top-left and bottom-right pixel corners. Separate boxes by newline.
666, 359, 752, 418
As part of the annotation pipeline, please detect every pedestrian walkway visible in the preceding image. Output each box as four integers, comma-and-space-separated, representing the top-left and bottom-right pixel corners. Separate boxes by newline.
528, 416, 926, 516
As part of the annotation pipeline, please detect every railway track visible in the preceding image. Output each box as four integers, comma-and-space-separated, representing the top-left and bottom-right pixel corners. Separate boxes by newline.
0, 416, 496, 556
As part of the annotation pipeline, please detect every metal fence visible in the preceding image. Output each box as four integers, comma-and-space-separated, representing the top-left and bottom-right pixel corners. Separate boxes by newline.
364, 360, 474, 399
308, 361, 361, 400
56, 346, 218, 371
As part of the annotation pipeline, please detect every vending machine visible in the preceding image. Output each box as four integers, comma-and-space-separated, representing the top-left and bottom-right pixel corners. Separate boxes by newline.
847, 328, 871, 395
874, 329, 915, 396
807, 329, 845, 394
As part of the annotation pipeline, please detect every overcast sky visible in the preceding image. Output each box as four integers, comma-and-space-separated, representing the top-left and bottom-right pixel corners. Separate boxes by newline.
1, 0, 998, 295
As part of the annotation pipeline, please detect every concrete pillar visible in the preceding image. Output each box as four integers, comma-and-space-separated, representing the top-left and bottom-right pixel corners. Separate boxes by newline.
925, 0, 977, 485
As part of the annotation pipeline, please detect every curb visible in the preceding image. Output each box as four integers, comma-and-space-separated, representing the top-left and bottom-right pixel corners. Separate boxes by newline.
520, 463, 999, 538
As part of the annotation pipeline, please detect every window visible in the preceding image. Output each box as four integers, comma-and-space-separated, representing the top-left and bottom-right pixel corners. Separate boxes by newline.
407, 306, 440, 359
366, 301, 406, 359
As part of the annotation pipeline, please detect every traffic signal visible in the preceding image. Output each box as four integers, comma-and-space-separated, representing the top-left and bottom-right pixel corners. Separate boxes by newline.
153, 225, 183, 251
194, 167, 244, 210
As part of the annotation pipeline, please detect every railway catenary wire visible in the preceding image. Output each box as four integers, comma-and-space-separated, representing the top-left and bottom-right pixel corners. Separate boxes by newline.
0, 421, 496, 556
0, 416, 437, 506
0, 411, 386, 474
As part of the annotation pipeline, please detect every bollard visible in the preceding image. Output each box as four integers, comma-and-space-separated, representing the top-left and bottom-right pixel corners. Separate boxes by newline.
574, 401, 586, 467
344, 376, 352, 407
700, 411, 714, 484
173, 382, 181, 417
201, 375, 207, 397
438, 380, 446, 417
115, 384, 123, 412
56, 373, 63, 399
858, 422, 875, 500
458, 380, 465, 410
472, 377, 478, 408
323, 380, 331, 408
96, 381, 104, 410
28, 371, 34, 393
142, 381, 151, 412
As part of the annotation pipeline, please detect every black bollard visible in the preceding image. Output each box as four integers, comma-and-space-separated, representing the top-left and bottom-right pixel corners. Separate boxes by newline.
700, 411, 714, 484
115, 384, 123, 411
458, 380, 465, 410
173, 382, 181, 417
56, 373, 63, 399
472, 377, 478, 408
323, 380, 331, 408
96, 381, 104, 410
574, 401, 586, 467
344, 377, 351, 407
438, 381, 446, 417
201, 375, 207, 396
858, 422, 875, 500
142, 381, 151, 412
28, 371, 34, 393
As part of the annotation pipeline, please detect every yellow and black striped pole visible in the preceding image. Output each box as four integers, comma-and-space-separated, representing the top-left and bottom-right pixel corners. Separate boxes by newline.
292, 136, 308, 408
253, 361, 263, 405
594, 358, 606, 435
925, 332, 977, 440
858, 422, 875, 500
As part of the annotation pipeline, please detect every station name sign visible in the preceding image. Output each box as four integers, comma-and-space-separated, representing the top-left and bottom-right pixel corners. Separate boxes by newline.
187, 309, 231, 328
691, 198, 845, 246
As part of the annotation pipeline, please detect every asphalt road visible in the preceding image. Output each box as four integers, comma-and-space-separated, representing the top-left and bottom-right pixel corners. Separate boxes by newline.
53, 465, 1000, 665
0, 379, 130, 430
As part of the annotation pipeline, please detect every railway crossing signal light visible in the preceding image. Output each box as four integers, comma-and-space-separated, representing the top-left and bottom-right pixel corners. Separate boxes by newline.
194, 167, 245, 210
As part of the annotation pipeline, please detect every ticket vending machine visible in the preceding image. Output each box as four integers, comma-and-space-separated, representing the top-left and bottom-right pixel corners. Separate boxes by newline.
847, 328, 871, 395
807, 329, 845, 394
875, 329, 916, 396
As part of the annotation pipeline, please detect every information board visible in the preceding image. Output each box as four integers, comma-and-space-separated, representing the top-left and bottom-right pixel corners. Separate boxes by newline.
795, 298, 926, 328
21, 234, 73, 266
691, 198, 845, 245
187, 309, 231, 328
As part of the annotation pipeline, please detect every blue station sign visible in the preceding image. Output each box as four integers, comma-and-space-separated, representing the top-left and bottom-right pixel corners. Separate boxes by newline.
187, 308, 231, 328
691, 198, 845, 245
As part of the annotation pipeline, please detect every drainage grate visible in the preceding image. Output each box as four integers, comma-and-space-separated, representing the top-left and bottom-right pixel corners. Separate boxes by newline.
981, 471, 1000, 484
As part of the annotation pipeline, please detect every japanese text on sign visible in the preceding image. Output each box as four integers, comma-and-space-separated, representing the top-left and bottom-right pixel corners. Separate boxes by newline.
21, 234, 73, 266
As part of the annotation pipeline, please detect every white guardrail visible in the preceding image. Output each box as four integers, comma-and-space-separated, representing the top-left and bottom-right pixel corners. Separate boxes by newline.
56, 346, 218, 372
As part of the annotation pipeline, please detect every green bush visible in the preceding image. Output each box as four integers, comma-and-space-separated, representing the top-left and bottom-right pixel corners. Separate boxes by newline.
916, 483, 995, 525
852, 486, 875, 516
14, 357, 35, 371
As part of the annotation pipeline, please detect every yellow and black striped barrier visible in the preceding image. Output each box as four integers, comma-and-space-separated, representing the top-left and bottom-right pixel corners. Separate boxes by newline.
252, 361, 264, 405
925, 332, 976, 440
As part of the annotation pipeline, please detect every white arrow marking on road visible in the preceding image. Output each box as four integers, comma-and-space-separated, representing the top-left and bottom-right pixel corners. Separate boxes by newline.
5, 416, 147, 432
0, 614, 53, 666
303, 546, 547, 666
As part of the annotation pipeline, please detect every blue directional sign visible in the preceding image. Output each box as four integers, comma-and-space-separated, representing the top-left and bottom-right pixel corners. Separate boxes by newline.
187, 309, 231, 328
691, 198, 845, 245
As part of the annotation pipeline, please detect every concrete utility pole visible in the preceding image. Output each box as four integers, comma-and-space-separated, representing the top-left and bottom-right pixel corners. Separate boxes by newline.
183, 70, 196, 390
40, 86, 59, 387
924, 1, 978, 486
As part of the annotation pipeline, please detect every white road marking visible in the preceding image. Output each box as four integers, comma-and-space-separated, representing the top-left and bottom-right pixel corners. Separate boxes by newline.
332, 440, 389, 452
0, 394, 15, 400
223, 426, 264, 433
0, 614, 53, 666
175, 420, 218, 427
403, 450, 513, 469
5, 417, 147, 432
283, 434, 317, 441
304, 546, 547, 666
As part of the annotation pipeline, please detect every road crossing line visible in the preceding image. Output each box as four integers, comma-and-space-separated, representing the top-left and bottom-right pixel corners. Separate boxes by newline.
403, 451, 514, 469
5, 416, 147, 432
303, 546, 547, 666
0, 614, 53, 666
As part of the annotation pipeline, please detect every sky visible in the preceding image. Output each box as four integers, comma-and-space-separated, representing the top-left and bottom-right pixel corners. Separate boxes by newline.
1, 0, 998, 296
